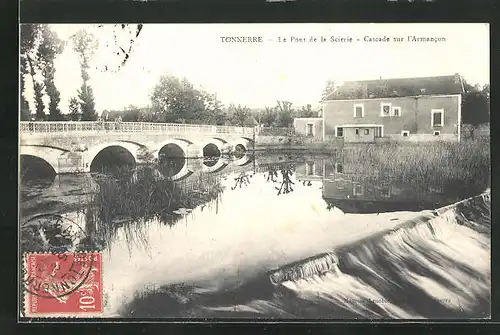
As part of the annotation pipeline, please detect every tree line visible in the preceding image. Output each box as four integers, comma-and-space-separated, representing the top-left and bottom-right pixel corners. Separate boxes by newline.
20, 24, 100, 122
99, 74, 320, 128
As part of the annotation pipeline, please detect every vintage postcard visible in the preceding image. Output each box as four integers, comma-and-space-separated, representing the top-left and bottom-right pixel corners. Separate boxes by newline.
19, 23, 490, 320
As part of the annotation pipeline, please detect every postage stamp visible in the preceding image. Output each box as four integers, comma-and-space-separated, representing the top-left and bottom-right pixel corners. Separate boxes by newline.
22, 252, 103, 317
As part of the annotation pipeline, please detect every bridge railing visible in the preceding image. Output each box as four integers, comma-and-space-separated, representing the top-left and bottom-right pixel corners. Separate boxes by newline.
20, 121, 256, 136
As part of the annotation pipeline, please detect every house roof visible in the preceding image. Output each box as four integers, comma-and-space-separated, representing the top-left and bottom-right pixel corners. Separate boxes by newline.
325, 74, 465, 101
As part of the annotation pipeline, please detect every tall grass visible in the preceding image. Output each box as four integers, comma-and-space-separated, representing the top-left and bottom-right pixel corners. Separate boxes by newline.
87, 164, 225, 252
337, 139, 490, 195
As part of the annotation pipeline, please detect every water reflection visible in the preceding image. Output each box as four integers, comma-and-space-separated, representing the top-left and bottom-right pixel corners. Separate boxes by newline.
20, 153, 490, 252
231, 172, 252, 190
158, 158, 186, 179
203, 157, 219, 168
264, 164, 296, 196
90, 165, 224, 251
20, 155, 56, 201
320, 154, 489, 214
19, 150, 490, 318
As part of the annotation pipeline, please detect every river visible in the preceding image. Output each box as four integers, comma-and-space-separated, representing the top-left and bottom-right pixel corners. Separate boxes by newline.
19, 153, 491, 319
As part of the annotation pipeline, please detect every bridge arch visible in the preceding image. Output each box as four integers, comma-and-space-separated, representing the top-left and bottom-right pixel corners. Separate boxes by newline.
86, 141, 143, 173
167, 165, 194, 181
233, 154, 253, 167
202, 157, 229, 174
232, 137, 253, 154
153, 139, 191, 161
200, 138, 228, 157
20, 145, 69, 175
153, 139, 194, 181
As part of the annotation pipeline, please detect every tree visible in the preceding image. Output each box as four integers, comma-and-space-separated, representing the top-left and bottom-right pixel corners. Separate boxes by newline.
481, 84, 490, 99
37, 25, 65, 121
138, 106, 164, 123
259, 107, 277, 127
71, 29, 99, 121
321, 80, 337, 102
275, 101, 295, 127
123, 105, 141, 122
230, 104, 251, 127
68, 97, 81, 121
20, 55, 31, 121
461, 80, 490, 139
150, 75, 206, 123
106, 105, 142, 122
296, 104, 316, 118
77, 85, 98, 121
20, 24, 45, 121
202, 92, 227, 125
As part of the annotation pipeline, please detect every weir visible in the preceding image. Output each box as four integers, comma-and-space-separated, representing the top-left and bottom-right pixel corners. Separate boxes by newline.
267, 189, 491, 286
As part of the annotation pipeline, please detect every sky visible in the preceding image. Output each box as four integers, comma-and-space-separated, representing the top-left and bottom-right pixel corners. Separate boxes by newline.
23, 23, 490, 114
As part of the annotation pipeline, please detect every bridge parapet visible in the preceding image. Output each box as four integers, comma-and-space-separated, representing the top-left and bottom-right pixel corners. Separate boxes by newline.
20, 121, 255, 137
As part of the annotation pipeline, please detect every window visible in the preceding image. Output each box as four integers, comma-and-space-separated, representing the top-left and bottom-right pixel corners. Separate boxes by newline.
401, 130, 410, 137
355, 128, 360, 135
431, 109, 444, 127
434, 131, 441, 136
353, 184, 364, 196
336, 163, 343, 173
354, 104, 364, 118
336, 127, 344, 137
364, 129, 370, 135
392, 106, 401, 117
381, 187, 391, 198
380, 103, 392, 117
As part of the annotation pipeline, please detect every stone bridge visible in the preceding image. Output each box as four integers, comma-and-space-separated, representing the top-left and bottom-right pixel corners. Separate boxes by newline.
20, 121, 256, 174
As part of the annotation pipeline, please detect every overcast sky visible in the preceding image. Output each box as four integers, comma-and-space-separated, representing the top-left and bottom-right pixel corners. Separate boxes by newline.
23, 23, 489, 114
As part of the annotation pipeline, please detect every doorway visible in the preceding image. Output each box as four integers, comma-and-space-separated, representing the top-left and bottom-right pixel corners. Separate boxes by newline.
307, 123, 314, 136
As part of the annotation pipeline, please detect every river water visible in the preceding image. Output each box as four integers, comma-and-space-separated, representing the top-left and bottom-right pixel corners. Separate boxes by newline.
19, 153, 491, 319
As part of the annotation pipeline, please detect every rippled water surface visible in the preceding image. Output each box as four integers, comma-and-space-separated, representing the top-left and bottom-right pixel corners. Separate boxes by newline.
19, 153, 491, 319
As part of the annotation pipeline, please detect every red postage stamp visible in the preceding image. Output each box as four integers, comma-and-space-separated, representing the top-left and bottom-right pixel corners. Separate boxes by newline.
22, 252, 103, 317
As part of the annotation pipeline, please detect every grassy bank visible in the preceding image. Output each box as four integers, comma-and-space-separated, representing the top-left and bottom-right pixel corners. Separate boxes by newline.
339, 139, 490, 183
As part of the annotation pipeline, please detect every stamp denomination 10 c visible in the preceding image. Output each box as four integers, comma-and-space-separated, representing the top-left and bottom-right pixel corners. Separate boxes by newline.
22, 252, 103, 317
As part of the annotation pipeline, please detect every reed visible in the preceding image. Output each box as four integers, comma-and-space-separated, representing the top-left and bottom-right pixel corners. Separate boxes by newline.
337, 139, 490, 188
87, 164, 224, 251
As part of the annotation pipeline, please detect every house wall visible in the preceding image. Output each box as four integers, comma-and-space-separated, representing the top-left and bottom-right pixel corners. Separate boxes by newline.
323, 95, 460, 141
343, 127, 376, 143
295, 159, 325, 180
293, 118, 323, 139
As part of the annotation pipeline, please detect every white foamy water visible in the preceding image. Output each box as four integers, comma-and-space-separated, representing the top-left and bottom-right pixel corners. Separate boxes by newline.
200, 192, 490, 319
